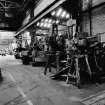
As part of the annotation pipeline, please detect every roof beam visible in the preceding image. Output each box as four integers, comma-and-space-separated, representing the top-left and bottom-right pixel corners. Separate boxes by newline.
15, 0, 66, 36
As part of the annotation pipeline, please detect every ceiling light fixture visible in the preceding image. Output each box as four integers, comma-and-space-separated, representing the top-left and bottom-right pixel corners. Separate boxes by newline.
37, 22, 40, 26
51, 11, 56, 16
47, 24, 51, 28
45, 18, 49, 22
56, 8, 62, 17
40, 23, 44, 27
49, 19, 52, 23
66, 14, 70, 19
56, 20, 60, 24
61, 11, 66, 18
44, 23, 48, 27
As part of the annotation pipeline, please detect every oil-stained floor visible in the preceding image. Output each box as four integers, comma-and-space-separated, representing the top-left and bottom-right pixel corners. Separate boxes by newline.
0, 55, 105, 105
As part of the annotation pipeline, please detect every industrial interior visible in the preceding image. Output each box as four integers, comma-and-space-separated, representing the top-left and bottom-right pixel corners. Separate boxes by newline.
0, 0, 105, 105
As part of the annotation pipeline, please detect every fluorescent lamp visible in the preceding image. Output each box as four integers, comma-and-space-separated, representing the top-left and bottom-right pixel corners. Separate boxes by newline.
61, 11, 66, 18
37, 22, 40, 26
56, 8, 62, 17
44, 23, 48, 27
40, 23, 44, 27
51, 11, 56, 16
66, 14, 70, 18
47, 24, 51, 28
56, 20, 59, 24
49, 19, 52, 23
59, 33, 61, 36
45, 18, 49, 22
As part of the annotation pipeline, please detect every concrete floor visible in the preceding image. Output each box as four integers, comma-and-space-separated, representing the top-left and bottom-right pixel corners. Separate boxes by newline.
0, 55, 105, 105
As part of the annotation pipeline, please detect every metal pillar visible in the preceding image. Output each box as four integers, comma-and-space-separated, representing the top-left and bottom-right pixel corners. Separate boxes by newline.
30, 26, 37, 47
29, 9, 37, 47
51, 24, 58, 37
89, 0, 92, 36
56, 51, 60, 72
76, 0, 82, 33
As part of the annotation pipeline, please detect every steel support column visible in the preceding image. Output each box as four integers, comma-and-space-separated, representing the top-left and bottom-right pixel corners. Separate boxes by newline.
29, 9, 36, 47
